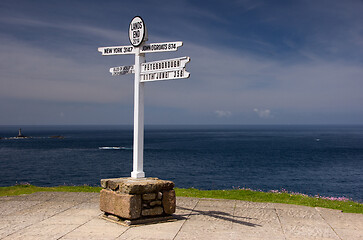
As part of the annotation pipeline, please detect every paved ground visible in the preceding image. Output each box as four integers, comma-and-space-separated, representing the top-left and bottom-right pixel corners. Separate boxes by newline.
0, 192, 362, 240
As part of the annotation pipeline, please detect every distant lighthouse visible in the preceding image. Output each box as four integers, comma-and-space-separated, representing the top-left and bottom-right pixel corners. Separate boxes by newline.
17, 128, 25, 138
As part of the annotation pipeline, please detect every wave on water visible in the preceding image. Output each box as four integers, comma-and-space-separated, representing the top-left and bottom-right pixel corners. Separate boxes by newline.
98, 146, 132, 150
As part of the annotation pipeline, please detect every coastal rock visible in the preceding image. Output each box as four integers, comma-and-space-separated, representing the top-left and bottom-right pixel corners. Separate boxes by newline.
50, 135, 65, 139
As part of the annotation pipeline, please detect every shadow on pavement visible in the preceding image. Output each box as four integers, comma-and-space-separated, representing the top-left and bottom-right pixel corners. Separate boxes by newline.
176, 206, 261, 227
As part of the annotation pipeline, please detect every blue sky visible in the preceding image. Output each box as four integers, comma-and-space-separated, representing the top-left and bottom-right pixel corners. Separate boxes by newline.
1, 0, 363, 125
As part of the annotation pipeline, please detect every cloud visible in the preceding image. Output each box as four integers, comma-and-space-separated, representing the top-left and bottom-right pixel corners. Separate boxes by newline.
1, 25, 363, 124
253, 108, 271, 118
0, 15, 125, 43
0, 33, 134, 104
214, 110, 232, 118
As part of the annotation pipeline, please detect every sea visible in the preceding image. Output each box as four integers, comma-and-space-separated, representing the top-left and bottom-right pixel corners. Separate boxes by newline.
0, 125, 362, 202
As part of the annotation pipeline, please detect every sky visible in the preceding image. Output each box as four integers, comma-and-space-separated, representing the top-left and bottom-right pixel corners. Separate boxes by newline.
0, 0, 363, 125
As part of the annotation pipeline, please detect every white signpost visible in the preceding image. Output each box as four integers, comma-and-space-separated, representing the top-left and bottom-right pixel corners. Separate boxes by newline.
98, 16, 190, 179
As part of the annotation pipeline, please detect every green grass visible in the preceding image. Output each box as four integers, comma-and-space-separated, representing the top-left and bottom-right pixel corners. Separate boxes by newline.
0, 184, 102, 196
0, 185, 361, 214
175, 188, 363, 214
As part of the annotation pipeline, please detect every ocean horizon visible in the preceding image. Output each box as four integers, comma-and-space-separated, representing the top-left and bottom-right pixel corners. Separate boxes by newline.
1, 124, 362, 202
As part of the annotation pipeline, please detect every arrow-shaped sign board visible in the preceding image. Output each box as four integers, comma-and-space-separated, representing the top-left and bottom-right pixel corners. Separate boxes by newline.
98, 45, 135, 56
109, 65, 135, 76
140, 68, 190, 82
98, 41, 183, 56
140, 41, 183, 53
141, 56, 190, 73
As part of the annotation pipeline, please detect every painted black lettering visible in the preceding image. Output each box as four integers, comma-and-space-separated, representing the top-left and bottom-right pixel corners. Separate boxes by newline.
142, 45, 151, 51
131, 21, 142, 30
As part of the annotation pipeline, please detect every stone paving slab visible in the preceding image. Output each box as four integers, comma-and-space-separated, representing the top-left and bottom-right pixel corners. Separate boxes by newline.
0, 192, 362, 240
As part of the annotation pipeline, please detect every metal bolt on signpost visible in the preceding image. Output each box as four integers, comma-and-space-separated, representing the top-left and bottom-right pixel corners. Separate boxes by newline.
98, 16, 191, 178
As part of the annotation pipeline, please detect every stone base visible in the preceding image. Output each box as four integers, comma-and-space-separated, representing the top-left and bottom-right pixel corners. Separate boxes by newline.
100, 177, 176, 220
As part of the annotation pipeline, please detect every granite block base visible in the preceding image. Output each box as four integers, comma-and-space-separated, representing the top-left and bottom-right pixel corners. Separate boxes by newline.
100, 177, 176, 221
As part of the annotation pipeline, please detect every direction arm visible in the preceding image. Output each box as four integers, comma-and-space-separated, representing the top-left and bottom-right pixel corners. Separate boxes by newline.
141, 56, 190, 73
109, 65, 135, 76
98, 45, 136, 55
98, 41, 183, 55
140, 41, 183, 53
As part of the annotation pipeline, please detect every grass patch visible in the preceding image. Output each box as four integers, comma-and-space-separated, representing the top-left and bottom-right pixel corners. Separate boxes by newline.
175, 188, 362, 214
1, 185, 361, 214
0, 184, 102, 196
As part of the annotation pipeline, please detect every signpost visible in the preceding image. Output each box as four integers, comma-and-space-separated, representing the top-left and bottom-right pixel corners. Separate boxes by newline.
98, 16, 190, 179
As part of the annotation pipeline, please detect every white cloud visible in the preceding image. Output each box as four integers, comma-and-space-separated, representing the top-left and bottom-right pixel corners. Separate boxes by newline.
214, 110, 232, 117
253, 108, 272, 118
0, 16, 124, 42
0, 34, 134, 104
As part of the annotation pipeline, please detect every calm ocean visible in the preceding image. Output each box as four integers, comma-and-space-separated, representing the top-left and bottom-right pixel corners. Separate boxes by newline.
0, 125, 362, 202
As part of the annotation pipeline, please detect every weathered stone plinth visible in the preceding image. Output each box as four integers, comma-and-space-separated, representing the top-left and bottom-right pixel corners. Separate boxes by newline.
100, 177, 176, 222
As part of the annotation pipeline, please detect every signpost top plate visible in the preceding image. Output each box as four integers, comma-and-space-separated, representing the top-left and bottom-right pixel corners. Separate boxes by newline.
129, 16, 147, 47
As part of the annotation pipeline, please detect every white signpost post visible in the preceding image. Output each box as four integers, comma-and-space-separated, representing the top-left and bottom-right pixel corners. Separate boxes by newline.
98, 16, 190, 179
